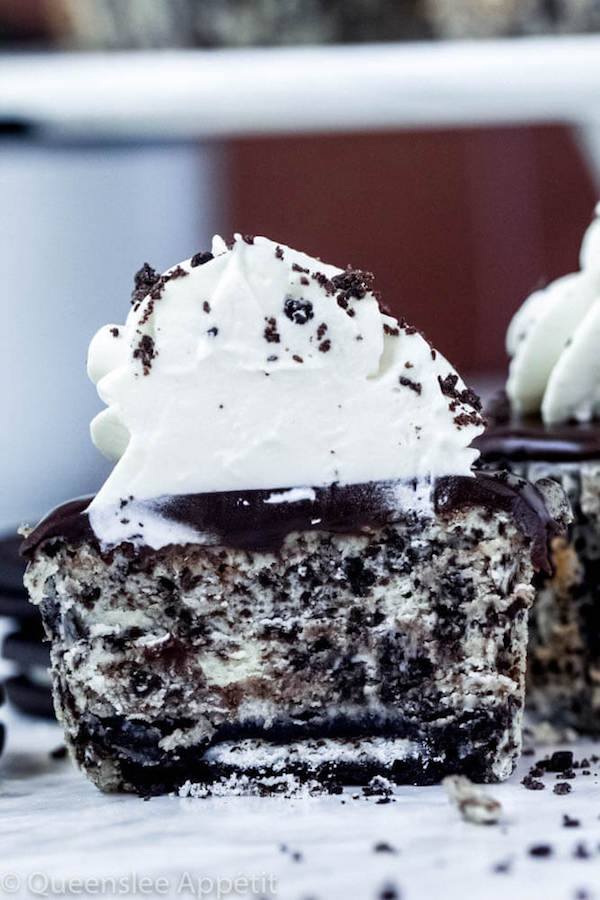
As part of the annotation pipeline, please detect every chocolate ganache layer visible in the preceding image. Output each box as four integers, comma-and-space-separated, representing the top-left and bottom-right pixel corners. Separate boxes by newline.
21, 472, 560, 573
475, 392, 600, 463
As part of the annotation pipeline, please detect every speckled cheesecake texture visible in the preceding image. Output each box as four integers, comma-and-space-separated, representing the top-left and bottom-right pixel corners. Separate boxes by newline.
483, 459, 600, 734
24, 482, 564, 795
476, 392, 600, 734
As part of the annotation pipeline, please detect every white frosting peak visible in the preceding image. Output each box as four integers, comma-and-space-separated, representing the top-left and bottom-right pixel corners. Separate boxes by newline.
507, 204, 600, 424
87, 235, 483, 547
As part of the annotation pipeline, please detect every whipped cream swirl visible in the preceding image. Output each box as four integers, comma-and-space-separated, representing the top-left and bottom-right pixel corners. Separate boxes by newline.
87, 234, 484, 548
507, 204, 600, 424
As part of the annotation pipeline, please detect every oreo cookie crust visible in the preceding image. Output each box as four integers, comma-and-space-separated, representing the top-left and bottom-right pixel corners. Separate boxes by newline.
22, 475, 565, 795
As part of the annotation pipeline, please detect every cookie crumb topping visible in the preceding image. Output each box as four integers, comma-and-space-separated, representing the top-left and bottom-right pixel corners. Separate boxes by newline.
191, 251, 213, 268
133, 334, 157, 375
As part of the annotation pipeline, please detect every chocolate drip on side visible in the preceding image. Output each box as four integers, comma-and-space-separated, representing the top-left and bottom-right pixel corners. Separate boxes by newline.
21, 497, 94, 558
475, 391, 600, 462
21, 473, 559, 573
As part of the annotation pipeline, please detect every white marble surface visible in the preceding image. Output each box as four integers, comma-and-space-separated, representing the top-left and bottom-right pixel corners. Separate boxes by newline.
1, 710, 600, 900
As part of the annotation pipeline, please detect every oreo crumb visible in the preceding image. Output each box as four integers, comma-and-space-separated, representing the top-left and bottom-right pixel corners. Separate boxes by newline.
149, 280, 165, 301
454, 411, 483, 429
521, 775, 545, 791
292, 355, 303, 363
546, 751, 574, 772
311, 271, 336, 295
363, 776, 394, 797
207, 327, 219, 337
292, 262, 309, 274
300, 276, 309, 285
166, 265, 187, 281
131, 263, 160, 306
284, 296, 314, 325
399, 376, 422, 395
438, 373, 483, 414
383, 323, 399, 337
522, 747, 535, 756
492, 859, 512, 874
203, 301, 211, 313
443, 775, 502, 824
191, 251, 213, 267
316, 322, 328, 340
50, 745, 67, 760
529, 845, 553, 858
264, 317, 281, 343
405, 362, 413, 369
431, 349, 437, 360
242, 234, 254, 245
133, 334, 157, 375
564, 815, 581, 828
400, 318, 418, 336
378, 884, 399, 900
554, 782, 572, 795
331, 267, 374, 301
138, 298, 155, 326
319, 340, 331, 353
267, 355, 278, 362
275, 245, 284, 260
373, 842, 397, 855
573, 843, 591, 859
110, 327, 119, 338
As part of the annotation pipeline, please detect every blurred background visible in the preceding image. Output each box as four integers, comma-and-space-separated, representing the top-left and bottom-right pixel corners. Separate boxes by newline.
1, 0, 599, 528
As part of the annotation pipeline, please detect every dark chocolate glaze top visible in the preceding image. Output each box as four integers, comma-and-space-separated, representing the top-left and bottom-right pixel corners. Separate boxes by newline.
21, 471, 560, 573
475, 392, 600, 462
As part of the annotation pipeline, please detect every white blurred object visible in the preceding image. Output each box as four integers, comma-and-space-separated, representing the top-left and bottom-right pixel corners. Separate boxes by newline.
0, 142, 222, 531
2, 38, 600, 138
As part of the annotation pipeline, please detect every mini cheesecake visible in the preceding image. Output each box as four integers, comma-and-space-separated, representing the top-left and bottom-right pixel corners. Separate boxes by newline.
478, 395, 600, 733
477, 205, 600, 734
22, 235, 566, 794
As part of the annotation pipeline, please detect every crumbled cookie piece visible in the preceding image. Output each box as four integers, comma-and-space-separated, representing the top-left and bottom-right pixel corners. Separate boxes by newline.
443, 775, 502, 824
554, 782, 572, 795
363, 775, 394, 797
529, 844, 553, 858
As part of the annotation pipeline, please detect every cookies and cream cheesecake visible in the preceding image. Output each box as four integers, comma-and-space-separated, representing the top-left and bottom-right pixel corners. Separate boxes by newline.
477, 205, 600, 734
22, 234, 565, 794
